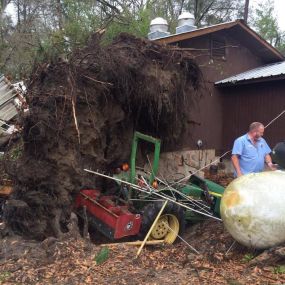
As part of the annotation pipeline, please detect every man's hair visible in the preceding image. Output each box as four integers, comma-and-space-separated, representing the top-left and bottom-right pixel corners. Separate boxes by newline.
249, 122, 264, 131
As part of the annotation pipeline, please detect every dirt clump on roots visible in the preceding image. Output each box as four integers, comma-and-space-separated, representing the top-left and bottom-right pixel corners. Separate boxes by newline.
3, 33, 203, 240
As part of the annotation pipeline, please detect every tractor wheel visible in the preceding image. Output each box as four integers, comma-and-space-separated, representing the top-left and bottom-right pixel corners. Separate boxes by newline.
139, 202, 185, 244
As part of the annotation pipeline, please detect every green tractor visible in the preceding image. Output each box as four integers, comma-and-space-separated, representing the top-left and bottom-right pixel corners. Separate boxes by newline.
76, 132, 225, 243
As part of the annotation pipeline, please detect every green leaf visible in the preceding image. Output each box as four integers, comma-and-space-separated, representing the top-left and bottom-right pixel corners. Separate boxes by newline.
241, 253, 255, 263
0, 271, 11, 282
94, 247, 110, 265
273, 265, 285, 274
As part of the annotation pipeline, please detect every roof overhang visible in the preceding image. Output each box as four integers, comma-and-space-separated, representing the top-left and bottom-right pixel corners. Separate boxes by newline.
215, 61, 285, 87
216, 74, 285, 87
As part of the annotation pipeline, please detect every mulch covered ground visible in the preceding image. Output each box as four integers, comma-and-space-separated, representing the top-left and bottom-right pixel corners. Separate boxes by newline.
1, 220, 285, 284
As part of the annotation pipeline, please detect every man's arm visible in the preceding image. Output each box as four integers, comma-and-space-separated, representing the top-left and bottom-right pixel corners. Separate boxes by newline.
265, 154, 276, 170
231, 155, 243, 177
263, 139, 276, 170
232, 137, 243, 177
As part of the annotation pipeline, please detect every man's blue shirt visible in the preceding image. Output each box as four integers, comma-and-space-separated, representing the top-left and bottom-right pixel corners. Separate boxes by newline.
232, 134, 271, 175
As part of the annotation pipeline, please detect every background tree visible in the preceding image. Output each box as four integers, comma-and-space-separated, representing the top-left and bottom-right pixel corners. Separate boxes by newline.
244, 0, 249, 23
252, 0, 285, 53
1, 0, 284, 79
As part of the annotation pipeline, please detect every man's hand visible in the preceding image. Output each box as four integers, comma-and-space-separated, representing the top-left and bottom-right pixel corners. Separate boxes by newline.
265, 154, 277, 171
267, 162, 277, 171
231, 155, 243, 177
236, 171, 243, 177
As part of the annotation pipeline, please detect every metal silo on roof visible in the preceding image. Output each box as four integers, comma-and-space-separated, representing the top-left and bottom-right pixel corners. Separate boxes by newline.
176, 11, 197, 34
148, 17, 170, 40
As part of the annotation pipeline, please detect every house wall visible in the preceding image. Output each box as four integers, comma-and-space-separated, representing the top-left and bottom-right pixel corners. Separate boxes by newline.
144, 149, 219, 179
171, 30, 266, 154
221, 80, 285, 152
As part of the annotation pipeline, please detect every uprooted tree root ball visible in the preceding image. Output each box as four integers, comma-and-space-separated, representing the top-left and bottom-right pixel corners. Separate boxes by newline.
4, 33, 203, 240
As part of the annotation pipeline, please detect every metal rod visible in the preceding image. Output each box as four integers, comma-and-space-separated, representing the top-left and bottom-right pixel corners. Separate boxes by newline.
154, 174, 184, 199
146, 169, 213, 213
156, 108, 285, 193
140, 175, 154, 193
160, 186, 213, 215
136, 200, 168, 257
80, 192, 119, 218
225, 241, 236, 255
101, 240, 165, 247
129, 199, 165, 202
162, 221, 199, 254
84, 169, 222, 221
146, 155, 176, 200
265, 109, 285, 129
159, 151, 231, 191
142, 167, 212, 211
151, 171, 211, 208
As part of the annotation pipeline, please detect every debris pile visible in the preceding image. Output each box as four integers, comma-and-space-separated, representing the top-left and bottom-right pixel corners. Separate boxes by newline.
3, 33, 202, 239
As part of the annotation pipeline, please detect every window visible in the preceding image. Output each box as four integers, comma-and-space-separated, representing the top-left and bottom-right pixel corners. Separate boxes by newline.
211, 37, 226, 59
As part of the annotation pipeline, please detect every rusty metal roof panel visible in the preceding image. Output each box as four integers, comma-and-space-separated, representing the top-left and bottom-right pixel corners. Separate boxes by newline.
215, 61, 285, 85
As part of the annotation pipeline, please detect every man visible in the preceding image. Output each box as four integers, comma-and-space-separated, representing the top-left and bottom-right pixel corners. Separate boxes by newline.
231, 122, 275, 177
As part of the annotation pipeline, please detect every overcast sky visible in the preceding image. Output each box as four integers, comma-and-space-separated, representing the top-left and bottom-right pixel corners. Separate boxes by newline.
271, 0, 285, 30
5, 0, 285, 31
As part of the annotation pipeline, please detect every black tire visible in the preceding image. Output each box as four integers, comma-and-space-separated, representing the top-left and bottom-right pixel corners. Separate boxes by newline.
139, 201, 185, 243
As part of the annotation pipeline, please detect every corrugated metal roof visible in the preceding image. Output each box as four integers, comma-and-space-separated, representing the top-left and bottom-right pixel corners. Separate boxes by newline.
0, 76, 23, 123
0, 102, 18, 121
215, 61, 285, 85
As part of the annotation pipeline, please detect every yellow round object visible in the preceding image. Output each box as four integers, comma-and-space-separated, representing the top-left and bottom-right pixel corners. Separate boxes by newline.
150, 214, 179, 244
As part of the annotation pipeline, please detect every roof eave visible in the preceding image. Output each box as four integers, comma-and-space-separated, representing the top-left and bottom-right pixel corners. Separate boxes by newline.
215, 74, 285, 87
155, 21, 238, 45
237, 21, 284, 61
155, 19, 284, 62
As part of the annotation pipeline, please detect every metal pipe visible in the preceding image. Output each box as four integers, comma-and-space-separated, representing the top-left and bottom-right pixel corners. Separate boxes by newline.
84, 169, 222, 221
162, 221, 199, 254
142, 165, 212, 211
136, 200, 168, 257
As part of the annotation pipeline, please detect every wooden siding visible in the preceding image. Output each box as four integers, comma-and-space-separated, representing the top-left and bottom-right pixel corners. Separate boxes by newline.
174, 30, 266, 152
221, 80, 285, 151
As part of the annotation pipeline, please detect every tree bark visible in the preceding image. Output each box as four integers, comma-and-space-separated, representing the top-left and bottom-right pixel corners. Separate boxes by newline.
56, 0, 63, 30
244, 0, 250, 24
